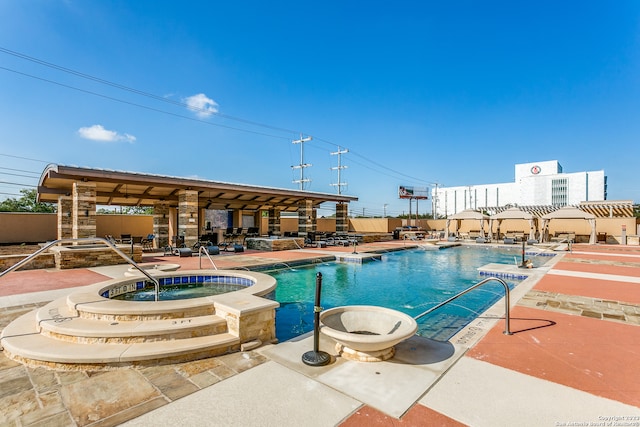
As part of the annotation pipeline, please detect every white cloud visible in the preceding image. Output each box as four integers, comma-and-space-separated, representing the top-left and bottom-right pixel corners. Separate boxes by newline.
77, 125, 136, 143
184, 93, 219, 118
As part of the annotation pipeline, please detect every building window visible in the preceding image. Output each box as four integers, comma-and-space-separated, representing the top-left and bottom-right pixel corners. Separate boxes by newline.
552, 178, 568, 206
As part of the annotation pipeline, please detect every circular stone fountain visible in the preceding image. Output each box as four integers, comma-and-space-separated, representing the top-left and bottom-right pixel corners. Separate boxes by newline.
319, 305, 418, 362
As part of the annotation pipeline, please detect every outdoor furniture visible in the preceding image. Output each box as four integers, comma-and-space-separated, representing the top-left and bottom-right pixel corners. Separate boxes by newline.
119, 234, 132, 244
597, 232, 607, 243
205, 245, 220, 255
177, 248, 192, 257
141, 234, 155, 250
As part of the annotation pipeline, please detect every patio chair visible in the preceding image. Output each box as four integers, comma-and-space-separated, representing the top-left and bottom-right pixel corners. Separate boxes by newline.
119, 234, 132, 244
233, 227, 244, 242
141, 234, 155, 251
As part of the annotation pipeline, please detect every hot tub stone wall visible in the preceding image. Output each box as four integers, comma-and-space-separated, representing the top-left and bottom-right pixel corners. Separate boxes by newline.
245, 238, 304, 251
54, 246, 143, 269
215, 306, 277, 344
0, 253, 56, 271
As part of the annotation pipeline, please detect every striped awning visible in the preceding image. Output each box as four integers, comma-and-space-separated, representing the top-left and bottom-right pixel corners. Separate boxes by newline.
485, 201, 634, 219
579, 201, 635, 218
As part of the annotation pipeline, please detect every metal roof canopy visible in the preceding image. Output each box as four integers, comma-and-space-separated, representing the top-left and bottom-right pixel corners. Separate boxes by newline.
37, 164, 358, 212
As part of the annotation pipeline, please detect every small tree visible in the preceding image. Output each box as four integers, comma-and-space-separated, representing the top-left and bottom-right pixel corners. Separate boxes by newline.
0, 189, 56, 213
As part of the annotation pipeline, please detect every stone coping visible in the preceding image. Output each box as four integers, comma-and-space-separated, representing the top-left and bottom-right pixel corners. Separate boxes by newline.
67, 270, 278, 318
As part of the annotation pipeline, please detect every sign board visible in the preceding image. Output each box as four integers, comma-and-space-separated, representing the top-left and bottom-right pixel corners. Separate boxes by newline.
399, 186, 429, 200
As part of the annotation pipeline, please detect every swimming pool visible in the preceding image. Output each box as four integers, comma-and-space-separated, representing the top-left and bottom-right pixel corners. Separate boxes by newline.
269, 246, 548, 342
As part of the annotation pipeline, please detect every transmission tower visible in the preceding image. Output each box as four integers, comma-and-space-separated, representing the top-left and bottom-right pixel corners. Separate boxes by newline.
330, 146, 348, 194
291, 134, 312, 190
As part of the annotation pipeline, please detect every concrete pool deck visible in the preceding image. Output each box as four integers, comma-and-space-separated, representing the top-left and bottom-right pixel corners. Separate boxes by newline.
1, 241, 640, 426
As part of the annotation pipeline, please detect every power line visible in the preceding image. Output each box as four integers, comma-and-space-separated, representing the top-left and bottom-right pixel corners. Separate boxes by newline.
0, 153, 50, 164
0, 171, 40, 179
0, 66, 293, 141
0, 180, 36, 187
0, 47, 439, 189
0, 46, 302, 136
0, 166, 41, 175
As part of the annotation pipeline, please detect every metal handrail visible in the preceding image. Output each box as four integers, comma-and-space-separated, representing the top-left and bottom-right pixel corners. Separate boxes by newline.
0, 237, 162, 301
198, 246, 218, 270
414, 277, 513, 335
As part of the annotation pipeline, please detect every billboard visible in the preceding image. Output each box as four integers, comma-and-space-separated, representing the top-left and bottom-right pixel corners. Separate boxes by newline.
398, 186, 429, 200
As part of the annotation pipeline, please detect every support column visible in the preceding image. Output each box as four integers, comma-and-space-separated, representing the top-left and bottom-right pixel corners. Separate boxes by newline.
153, 202, 170, 249
268, 208, 281, 236
178, 189, 199, 248
336, 203, 349, 234
72, 181, 96, 240
57, 196, 73, 241
297, 200, 315, 236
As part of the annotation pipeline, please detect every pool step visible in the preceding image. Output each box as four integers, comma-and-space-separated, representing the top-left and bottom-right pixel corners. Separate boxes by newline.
0, 297, 239, 369
2, 328, 239, 367
66, 291, 216, 321
35, 301, 229, 343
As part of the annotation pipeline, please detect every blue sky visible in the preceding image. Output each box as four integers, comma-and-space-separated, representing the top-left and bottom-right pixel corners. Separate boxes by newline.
1, 1, 638, 217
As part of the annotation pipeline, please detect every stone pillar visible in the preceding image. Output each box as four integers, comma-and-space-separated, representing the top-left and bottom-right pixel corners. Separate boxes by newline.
178, 189, 199, 248
268, 208, 281, 236
153, 202, 170, 249
57, 196, 73, 241
336, 203, 349, 234
297, 199, 315, 236
72, 181, 96, 240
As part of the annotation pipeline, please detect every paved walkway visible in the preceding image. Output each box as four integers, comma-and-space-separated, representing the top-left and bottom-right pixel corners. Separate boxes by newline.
1, 242, 639, 426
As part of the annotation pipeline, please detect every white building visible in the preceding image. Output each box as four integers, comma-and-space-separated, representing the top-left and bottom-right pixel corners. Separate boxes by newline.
432, 160, 607, 217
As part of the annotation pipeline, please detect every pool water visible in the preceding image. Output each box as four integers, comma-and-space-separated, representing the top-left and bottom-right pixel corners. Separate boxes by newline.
113, 282, 247, 301
269, 246, 546, 342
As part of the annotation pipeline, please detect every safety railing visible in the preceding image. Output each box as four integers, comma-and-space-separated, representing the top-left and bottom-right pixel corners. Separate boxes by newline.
198, 246, 218, 270
0, 237, 162, 301
414, 277, 513, 335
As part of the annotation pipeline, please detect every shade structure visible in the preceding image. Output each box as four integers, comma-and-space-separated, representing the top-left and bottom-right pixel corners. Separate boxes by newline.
489, 207, 537, 241
540, 206, 597, 244
445, 209, 489, 238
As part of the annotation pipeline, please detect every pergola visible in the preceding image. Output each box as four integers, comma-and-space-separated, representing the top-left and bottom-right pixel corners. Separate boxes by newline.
445, 209, 489, 238
488, 206, 537, 241
37, 164, 358, 247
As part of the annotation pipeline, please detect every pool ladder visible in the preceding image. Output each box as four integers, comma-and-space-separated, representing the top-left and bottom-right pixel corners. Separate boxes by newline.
198, 246, 218, 270
0, 237, 162, 301
414, 277, 513, 335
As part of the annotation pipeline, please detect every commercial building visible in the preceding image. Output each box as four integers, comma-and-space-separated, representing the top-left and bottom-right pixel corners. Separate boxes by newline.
432, 160, 607, 217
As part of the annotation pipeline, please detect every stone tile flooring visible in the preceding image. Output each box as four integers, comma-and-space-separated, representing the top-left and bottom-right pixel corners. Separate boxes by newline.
519, 289, 640, 325
0, 302, 268, 427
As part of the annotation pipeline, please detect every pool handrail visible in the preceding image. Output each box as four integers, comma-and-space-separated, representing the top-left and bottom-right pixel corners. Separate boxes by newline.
198, 246, 218, 270
414, 276, 512, 335
0, 237, 162, 302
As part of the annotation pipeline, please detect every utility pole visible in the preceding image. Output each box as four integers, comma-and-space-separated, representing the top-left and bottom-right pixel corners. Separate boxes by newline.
432, 183, 439, 218
291, 134, 312, 190
330, 146, 348, 194
383, 204, 388, 218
